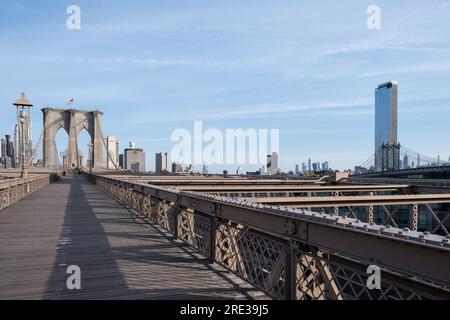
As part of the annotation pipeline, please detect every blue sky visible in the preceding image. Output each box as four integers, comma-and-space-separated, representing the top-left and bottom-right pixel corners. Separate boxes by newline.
0, 0, 449, 172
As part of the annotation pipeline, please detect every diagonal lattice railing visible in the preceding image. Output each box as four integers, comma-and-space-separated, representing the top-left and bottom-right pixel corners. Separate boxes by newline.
89, 173, 450, 300
0, 174, 55, 211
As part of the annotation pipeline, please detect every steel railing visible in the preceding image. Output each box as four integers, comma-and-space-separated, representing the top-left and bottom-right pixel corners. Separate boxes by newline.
0, 174, 56, 211
86, 172, 450, 300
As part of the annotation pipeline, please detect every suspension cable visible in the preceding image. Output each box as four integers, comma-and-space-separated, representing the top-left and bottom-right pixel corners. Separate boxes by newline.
95, 115, 118, 170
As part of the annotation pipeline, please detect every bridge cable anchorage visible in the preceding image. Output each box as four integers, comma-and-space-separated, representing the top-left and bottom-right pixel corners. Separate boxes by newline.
95, 115, 119, 170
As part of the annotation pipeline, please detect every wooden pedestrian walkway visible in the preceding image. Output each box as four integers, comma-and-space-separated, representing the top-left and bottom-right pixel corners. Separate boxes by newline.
0, 175, 266, 300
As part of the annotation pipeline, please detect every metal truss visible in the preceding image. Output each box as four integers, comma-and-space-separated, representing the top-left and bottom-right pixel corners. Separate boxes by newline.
293, 249, 441, 300
279, 203, 449, 236
242, 195, 450, 235
91, 174, 450, 300
215, 221, 286, 299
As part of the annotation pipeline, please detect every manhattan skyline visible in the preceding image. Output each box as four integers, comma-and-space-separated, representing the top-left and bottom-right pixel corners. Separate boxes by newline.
1, 1, 449, 172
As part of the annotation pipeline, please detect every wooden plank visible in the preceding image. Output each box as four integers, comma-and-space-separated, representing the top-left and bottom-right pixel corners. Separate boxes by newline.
0, 175, 266, 300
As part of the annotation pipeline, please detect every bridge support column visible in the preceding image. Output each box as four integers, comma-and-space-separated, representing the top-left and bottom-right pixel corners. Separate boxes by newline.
409, 204, 418, 231
41, 108, 105, 169
307, 192, 312, 212
366, 206, 374, 224
284, 241, 297, 300
92, 111, 105, 170
67, 110, 79, 169
209, 216, 217, 262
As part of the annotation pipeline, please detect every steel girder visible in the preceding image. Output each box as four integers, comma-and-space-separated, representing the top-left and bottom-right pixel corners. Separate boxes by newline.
90, 173, 450, 300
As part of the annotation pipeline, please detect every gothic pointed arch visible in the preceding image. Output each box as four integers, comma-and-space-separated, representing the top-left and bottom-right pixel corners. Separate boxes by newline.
42, 108, 105, 170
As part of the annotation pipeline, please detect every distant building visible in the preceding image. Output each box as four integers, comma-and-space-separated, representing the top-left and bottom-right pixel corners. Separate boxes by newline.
403, 154, 409, 169
0, 138, 6, 159
185, 164, 195, 174
0, 138, 6, 166
295, 164, 301, 176
119, 154, 124, 169
155, 152, 168, 173
202, 165, 209, 174
172, 162, 183, 173
124, 142, 146, 172
115, 140, 119, 168
106, 136, 119, 170
267, 152, 279, 175
1, 135, 15, 168
4, 156, 12, 169
302, 162, 307, 173
312, 162, 321, 172
308, 158, 312, 173
8, 143, 15, 167
375, 81, 398, 171
6, 135, 14, 166
322, 161, 329, 171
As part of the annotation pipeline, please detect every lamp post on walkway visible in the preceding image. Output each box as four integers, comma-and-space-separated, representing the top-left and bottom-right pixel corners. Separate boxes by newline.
13, 93, 33, 178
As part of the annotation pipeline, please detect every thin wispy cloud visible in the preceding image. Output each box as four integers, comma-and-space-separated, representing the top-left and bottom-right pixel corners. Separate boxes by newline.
123, 98, 372, 125
361, 61, 450, 78
123, 96, 450, 125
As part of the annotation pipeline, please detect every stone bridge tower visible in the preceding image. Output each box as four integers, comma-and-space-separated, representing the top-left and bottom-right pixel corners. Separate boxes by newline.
42, 108, 105, 170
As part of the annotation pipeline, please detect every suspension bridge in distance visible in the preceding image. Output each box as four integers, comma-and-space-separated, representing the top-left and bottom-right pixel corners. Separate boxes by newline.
355, 143, 450, 179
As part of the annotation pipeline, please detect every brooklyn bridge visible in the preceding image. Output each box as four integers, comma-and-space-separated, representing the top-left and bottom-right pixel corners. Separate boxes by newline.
0, 168, 449, 300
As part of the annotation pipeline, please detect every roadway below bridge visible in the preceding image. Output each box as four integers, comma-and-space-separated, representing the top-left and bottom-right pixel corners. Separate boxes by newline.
0, 175, 266, 300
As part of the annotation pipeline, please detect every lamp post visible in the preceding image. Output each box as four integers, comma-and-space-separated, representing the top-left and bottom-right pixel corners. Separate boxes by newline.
13, 93, 33, 178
